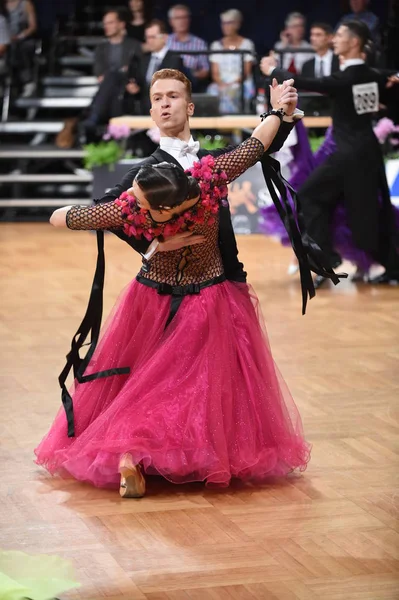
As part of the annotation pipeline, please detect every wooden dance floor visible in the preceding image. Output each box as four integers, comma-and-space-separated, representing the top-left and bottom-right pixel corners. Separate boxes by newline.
1, 223, 398, 600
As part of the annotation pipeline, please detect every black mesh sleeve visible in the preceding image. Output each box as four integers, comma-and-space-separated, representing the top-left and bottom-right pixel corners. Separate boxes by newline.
213, 137, 264, 184
66, 202, 125, 231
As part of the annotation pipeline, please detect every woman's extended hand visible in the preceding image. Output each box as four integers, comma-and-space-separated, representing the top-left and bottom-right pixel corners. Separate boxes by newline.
49, 206, 73, 227
158, 231, 206, 252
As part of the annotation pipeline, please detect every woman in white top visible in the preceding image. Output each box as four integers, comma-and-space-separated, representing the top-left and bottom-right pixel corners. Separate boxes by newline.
208, 9, 255, 114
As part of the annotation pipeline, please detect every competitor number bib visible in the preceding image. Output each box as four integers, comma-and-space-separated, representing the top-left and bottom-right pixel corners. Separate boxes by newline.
352, 82, 379, 115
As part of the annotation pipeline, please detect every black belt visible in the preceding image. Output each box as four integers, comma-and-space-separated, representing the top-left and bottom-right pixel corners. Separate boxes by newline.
136, 273, 226, 328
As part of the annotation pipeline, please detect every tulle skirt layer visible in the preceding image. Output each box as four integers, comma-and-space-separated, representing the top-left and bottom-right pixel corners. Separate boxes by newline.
35, 279, 310, 488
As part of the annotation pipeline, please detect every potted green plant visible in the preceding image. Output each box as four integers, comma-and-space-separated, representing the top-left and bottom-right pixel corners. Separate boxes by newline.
83, 123, 132, 171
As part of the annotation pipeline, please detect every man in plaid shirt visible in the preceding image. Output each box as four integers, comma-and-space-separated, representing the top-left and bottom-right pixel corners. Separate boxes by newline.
167, 4, 209, 91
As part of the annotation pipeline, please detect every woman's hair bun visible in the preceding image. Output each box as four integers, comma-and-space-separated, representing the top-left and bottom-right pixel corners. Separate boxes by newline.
135, 162, 200, 210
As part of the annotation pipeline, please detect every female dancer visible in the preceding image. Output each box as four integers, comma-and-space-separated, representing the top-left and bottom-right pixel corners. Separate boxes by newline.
35, 83, 338, 498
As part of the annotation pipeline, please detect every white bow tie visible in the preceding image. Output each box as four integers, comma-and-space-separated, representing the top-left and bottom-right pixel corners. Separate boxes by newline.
179, 141, 200, 157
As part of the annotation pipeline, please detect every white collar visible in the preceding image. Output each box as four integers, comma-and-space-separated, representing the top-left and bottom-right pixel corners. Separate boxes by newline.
152, 45, 168, 61
340, 58, 365, 71
315, 49, 333, 62
160, 135, 196, 150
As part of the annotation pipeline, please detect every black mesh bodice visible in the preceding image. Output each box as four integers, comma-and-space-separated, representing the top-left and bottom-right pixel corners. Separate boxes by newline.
66, 137, 264, 286
143, 214, 223, 285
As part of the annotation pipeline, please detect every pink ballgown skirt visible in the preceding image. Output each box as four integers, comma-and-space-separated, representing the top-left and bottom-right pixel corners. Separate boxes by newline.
34, 279, 311, 488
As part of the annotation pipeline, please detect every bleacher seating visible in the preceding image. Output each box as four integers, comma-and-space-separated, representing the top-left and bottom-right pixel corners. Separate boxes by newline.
0, 4, 337, 222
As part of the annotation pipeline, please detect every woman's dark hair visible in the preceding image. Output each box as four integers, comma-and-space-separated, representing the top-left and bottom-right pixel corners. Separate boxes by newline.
343, 20, 371, 51
135, 162, 200, 210
130, 0, 153, 23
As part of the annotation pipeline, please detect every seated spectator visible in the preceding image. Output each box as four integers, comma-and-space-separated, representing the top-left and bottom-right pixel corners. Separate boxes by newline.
302, 23, 339, 77
93, 9, 141, 83
0, 0, 10, 76
274, 12, 313, 74
6, 0, 36, 92
125, 0, 153, 47
56, 8, 142, 148
125, 19, 184, 114
208, 9, 255, 114
338, 0, 380, 44
167, 4, 209, 92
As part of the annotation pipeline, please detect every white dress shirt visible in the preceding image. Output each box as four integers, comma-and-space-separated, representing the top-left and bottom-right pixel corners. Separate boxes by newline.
314, 49, 334, 78
159, 135, 200, 170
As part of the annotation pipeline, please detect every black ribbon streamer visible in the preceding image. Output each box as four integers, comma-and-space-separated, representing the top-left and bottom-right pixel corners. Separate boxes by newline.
58, 231, 130, 437
260, 153, 347, 315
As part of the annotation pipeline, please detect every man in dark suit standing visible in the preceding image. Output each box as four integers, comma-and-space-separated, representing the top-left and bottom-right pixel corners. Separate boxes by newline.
125, 20, 184, 115
302, 23, 340, 78
300, 23, 340, 116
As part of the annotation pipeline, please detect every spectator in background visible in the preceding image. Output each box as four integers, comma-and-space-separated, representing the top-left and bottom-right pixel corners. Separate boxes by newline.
56, 8, 142, 148
126, 19, 184, 114
6, 0, 36, 92
93, 9, 141, 83
125, 0, 153, 46
274, 12, 313, 74
298, 23, 340, 121
167, 4, 209, 91
208, 9, 255, 114
0, 0, 10, 76
338, 0, 380, 44
302, 23, 339, 77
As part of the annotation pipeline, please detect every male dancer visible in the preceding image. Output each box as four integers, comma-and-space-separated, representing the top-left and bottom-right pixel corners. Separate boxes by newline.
97, 68, 301, 282
261, 21, 399, 285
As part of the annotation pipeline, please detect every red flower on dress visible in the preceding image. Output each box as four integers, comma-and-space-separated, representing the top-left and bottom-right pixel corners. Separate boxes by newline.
114, 156, 228, 240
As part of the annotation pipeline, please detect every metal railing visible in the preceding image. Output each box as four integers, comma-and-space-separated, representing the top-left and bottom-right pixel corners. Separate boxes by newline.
168, 47, 320, 113
1, 39, 43, 122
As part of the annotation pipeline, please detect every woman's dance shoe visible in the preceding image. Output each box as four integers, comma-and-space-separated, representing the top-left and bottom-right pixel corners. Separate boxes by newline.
119, 465, 146, 498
